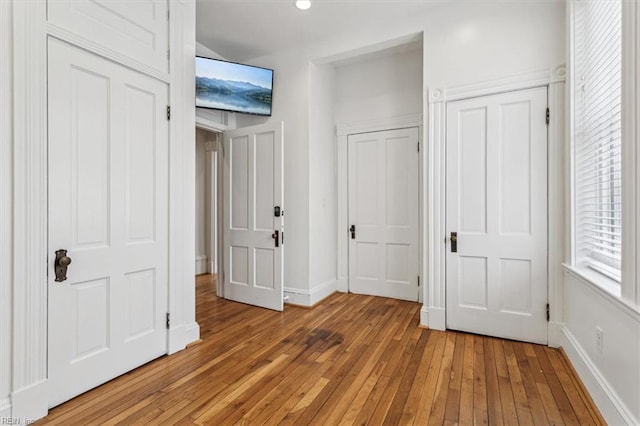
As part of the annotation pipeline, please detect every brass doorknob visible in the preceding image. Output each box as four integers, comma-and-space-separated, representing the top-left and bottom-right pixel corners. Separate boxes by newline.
54, 249, 72, 282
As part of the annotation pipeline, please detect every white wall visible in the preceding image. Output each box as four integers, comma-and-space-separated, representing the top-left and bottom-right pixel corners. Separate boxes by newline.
0, 0, 13, 417
561, 271, 640, 424
334, 45, 423, 124
307, 63, 336, 301
225, 1, 564, 302
421, 3, 565, 89
235, 53, 311, 294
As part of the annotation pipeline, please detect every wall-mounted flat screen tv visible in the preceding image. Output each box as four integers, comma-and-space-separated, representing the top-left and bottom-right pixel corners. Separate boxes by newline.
195, 56, 273, 116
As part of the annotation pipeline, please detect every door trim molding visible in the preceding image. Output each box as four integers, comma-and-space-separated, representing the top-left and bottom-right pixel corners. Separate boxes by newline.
428, 64, 566, 104
424, 64, 566, 332
336, 114, 423, 303
11, 1, 48, 420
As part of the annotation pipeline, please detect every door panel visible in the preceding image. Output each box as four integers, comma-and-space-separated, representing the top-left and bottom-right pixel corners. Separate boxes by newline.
223, 123, 284, 311
48, 38, 168, 407
446, 87, 548, 344
348, 128, 419, 302
47, 0, 169, 74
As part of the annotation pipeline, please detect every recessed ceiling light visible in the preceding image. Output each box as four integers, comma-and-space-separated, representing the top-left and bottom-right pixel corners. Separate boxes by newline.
295, 0, 311, 10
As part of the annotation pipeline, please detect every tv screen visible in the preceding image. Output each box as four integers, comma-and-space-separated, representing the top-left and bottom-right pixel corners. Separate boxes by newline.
195, 56, 273, 116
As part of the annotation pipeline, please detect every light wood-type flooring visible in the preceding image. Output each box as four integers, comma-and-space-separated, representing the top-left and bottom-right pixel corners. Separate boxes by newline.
39, 274, 604, 425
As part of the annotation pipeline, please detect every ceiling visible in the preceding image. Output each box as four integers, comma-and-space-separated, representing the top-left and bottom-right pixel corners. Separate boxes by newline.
195, 0, 439, 62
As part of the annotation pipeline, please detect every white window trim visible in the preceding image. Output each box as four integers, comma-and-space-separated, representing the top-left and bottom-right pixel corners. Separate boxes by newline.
568, 0, 639, 306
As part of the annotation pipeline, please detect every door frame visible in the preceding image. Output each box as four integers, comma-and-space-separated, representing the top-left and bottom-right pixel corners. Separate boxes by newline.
425, 65, 567, 341
336, 114, 424, 304
10, 2, 198, 420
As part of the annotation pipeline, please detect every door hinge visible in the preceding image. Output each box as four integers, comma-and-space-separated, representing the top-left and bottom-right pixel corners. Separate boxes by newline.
167, 9, 170, 20
545, 107, 550, 125
417, 141, 420, 152
417, 275, 420, 287
546, 303, 550, 322
166, 105, 171, 120
166, 312, 170, 329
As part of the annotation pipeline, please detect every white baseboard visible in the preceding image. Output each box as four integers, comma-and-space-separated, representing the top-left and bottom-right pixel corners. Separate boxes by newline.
420, 306, 429, 327
195, 255, 207, 275
284, 279, 337, 307
309, 279, 337, 306
559, 326, 636, 425
419, 306, 446, 330
0, 398, 11, 420
167, 321, 201, 355
10, 380, 48, 422
423, 306, 446, 330
548, 321, 564, 348
336, 277, 348, 293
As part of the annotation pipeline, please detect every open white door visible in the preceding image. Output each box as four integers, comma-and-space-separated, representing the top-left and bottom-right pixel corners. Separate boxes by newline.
347, 128, 420, 302
47, 38, 169, 407
222, 122, 284, 311
446, 87, 548, 344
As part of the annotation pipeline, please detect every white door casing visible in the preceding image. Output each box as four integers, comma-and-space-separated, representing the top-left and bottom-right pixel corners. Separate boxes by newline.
445, 86, 548, 344
47, 38, 169, 407
348, 128, 420, 302
222, 122, 284, 311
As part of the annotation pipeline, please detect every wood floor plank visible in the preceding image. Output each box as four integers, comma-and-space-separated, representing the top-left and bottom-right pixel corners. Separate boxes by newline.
427, 331, 456, 426
413, 331, 447, 426
504, 340, 535, 426
535, 345, 581, 425
523, 343, 566, 425
493, 339, 520, 425
472, 335, 489, 426
37, 274, 605, 426
459, 333, 476, 425
399, 329, 438, 424
443, 332, 465, 425
484, 336, 505, 426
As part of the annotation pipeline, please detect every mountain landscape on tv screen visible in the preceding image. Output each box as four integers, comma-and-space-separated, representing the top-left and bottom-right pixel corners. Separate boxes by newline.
196, 76, 272, 115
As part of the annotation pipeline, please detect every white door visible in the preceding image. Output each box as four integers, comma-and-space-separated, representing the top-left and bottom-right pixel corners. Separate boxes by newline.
222, 123, 284, 311
348, 128, 419, 302
47, 38, 169, 407
446, 87, 548, 344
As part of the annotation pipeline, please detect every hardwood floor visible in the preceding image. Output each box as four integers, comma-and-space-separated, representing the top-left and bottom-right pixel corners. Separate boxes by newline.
39, 274, 604, 425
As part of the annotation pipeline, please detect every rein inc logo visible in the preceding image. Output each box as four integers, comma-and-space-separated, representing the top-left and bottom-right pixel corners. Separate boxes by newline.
1, 418, 34, 425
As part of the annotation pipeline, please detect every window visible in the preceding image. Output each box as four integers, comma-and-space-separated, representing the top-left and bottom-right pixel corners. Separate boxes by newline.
573, 0, 622, 281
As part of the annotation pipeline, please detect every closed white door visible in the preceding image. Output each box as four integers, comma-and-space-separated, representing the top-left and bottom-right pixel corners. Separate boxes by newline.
47, 38, 169, 407
223, 123, 284, 311
446, 87, 548, 344
348, 128, 419, 302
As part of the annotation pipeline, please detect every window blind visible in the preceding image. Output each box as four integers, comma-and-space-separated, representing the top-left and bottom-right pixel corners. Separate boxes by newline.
574, 0, 622, 281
